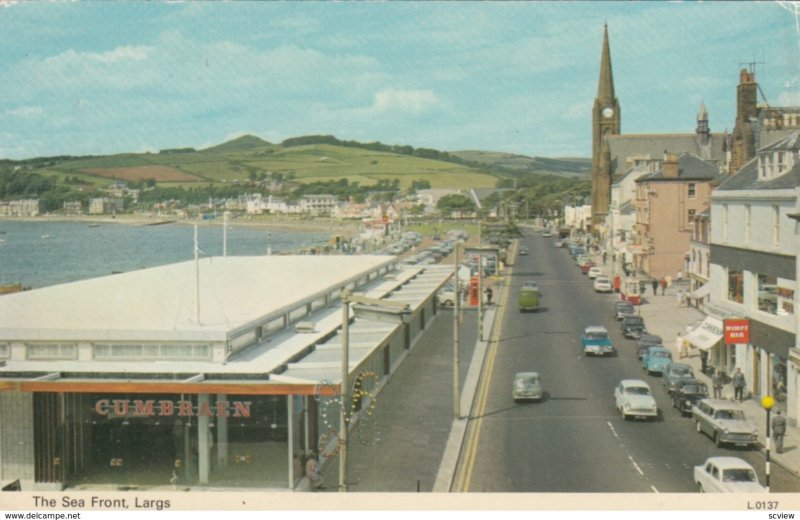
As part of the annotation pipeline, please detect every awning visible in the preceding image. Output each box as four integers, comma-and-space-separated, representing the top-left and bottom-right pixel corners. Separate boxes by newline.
690, 283, 710, 299
685, 316, 723, 351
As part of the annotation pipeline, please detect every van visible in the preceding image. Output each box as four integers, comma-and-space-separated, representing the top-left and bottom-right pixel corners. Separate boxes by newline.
518, 287, 540, 312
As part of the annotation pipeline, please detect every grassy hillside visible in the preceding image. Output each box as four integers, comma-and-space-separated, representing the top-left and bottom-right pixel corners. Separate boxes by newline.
26, 136, 501, 190
453, 150, 591, 178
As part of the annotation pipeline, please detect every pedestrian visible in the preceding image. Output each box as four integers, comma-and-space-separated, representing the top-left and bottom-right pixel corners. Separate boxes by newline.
712, 370, 724, 399
700, 349, 708, 373
677, 332, 688, 359
305, 451, 321, 491
732, 368, 746, 402
772, 410, 788, 454
651, 279, 658, 296
639, 280, 646, 296
676, 289, 684, 307
660, 278, 667, 295
484, 286, 493, 305
665, 275, 672, 288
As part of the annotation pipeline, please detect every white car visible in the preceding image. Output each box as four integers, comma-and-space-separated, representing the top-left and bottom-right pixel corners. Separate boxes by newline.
614, 379, 658, 421
587, 266, 602, 279
694, 457, 766, 493
512, 372, 543, 402
594, 275, 612, 292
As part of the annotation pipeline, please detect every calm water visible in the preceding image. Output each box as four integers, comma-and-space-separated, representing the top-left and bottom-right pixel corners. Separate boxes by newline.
0, 221, 330, 288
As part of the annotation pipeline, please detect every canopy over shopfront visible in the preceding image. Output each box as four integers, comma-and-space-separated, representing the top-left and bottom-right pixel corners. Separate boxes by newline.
685, 316, 723, 351
690, 283, 710, 299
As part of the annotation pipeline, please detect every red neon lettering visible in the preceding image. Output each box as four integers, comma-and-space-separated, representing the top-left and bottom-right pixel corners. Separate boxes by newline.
197, 401, 213, 417
233, 401, 251, 418
159, 400, 174, 416
216, 401, 230, 418
133, 400, 154, 416
113, 400, 129, 416
178, 400, 194, 417
95, 399, 110, 416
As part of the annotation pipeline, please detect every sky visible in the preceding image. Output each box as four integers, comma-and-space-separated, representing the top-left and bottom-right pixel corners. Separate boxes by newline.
0, 1, 798, 161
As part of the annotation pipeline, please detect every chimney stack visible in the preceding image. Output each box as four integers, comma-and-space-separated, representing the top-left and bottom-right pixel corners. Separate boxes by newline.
663, 152, 679, 178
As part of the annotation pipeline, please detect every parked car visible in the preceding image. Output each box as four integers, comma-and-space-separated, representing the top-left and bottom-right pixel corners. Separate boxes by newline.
553, 240, 564, 248
614, 301, 636, 320
694, 457, 766, 493
692, 399, 758, 448
519, 247, 529, 256
581, 325, 614, 356
642, 347, 673, 375
587, 266, 602, 279
512, 372, 543, 402
580, 260, 596, 274
662, 363, 695, 394
621, 315, 646, 339
594, 276, 613, 293
614, 379, 658, 421
672, 381, 708, 417
437, 283, 460, 307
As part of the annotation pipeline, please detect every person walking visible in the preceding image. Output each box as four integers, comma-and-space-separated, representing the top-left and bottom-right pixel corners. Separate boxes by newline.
712, 370, 724, 399
677, 332, 688, 359
732, 368, 746, 402
660, 278, 667, 295
603, 251, 607, 265
651, 279, 658, 296
772, 410, 788, 454
676, 289, 684, 307
305, 451, 321, 491
484, 286, 493, 306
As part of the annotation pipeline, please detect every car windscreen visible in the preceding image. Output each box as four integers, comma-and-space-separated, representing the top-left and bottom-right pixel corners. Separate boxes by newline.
625, 387, 650, 396
683, 384, 707, 394
722, 469, 756, 482
672, 367, 692, 375
652, 351, 670, 358
585, 332, 608, 340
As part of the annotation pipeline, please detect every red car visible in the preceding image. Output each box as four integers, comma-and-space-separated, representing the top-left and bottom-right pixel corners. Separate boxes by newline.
581, 260, 596, 274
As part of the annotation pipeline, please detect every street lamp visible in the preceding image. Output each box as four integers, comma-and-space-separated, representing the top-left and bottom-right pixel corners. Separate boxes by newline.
761, 395, 776, 492
338, 291, 411, 492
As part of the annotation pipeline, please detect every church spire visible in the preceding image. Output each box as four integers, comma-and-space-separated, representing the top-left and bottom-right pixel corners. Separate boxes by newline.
597, 23, 615, 104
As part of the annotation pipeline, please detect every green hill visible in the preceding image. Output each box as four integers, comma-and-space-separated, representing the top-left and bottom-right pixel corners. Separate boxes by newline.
452, 150, 591, 178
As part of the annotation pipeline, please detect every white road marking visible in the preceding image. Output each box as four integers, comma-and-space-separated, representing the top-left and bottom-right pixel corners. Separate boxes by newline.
628, 455, 645, 476
651, 485, 659, 493
607, 421, 619, 439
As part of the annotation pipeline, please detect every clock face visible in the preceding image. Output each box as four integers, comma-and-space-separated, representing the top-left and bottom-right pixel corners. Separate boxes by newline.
602, 107, 615, 119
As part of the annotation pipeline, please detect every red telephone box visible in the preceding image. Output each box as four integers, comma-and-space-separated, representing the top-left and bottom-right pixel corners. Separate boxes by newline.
469, 276, 480, 306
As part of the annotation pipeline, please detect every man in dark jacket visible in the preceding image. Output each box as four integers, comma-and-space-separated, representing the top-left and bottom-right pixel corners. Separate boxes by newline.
772, 410, 787, 454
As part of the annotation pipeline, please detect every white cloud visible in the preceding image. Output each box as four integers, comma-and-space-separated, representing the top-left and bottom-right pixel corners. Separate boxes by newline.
6, 105, 42, 118
371, 88, 439, 114
777, 90, 800, 105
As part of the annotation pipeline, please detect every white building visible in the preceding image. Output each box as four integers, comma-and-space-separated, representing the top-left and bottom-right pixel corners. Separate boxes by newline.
707, 131, 800, 423
0, 200, 43, 217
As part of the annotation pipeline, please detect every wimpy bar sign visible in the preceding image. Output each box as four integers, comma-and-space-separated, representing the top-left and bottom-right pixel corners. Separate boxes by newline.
95, 399, 252, 418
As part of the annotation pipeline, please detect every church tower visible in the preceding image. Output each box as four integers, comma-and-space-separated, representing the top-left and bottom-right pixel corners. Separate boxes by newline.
591, 24, 620, 227
729, 68, 758, 173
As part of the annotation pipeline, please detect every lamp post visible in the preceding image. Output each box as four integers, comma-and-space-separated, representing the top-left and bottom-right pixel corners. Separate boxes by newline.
761, 395, 776, 492
338, 291, 411, 492
453, 244, 461, 420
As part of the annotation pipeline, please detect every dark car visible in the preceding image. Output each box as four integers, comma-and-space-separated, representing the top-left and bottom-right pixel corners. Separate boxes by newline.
635, 334, 663, 359
614, 302, 636, 320
621, 315, 646, 339
672, 381, 708, 416
662, 363, 696, 395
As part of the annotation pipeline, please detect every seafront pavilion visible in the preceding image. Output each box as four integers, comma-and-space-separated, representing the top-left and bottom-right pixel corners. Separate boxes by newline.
0, 255, 451, 491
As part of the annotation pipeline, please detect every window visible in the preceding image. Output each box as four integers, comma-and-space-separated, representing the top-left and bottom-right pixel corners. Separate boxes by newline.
757, 274, 778, 314
27, 343, 77, 360
93, 343, 211, 360
0, 343, 8, 358
744, 204, 751, 243
688, 183, 697, 199
727, 269, 744, 304
773, 205, 780, 246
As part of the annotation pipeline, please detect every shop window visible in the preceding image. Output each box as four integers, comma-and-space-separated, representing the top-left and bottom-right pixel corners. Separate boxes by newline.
27, 343, 77, 360
727, 269, 743, 304
773, 357, 787, 403
757, 274, 778, 314
0, 343, 8, 358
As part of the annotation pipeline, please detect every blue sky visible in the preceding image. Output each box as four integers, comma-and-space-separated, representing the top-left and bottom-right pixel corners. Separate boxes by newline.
0, 1, 797, 160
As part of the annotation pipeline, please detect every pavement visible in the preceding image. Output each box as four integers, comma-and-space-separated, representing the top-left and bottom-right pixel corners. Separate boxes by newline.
590, 253, 800, 479
309, 241, 799, 493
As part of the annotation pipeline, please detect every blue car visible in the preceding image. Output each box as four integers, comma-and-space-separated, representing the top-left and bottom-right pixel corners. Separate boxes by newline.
642, 346, 673, 375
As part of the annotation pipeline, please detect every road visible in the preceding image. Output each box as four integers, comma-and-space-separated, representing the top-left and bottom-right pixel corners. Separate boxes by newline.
454, 228, 799, 493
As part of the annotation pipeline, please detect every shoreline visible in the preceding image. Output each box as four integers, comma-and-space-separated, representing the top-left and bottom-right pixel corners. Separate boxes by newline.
0, 214, 362, 236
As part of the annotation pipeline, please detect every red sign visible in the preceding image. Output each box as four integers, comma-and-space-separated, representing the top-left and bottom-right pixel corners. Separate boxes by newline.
469, 276, 479, 306
724, 319, 750, 344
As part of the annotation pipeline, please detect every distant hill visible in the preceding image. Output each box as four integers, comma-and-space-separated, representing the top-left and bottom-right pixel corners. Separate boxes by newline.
452, 150, 591, 178
201, 135, 274, 154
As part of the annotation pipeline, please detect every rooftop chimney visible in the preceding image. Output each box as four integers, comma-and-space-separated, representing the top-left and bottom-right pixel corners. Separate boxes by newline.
663, 153, 679, 178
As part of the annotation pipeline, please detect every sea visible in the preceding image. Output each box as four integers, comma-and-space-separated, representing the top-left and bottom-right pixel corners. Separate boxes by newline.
0, 220, 331, 289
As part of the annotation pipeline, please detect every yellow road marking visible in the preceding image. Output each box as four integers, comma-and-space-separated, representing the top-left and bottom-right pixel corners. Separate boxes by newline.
455, 239, 516, 492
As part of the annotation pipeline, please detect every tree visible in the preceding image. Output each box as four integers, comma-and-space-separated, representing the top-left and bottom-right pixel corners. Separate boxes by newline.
437, 194, 475, 215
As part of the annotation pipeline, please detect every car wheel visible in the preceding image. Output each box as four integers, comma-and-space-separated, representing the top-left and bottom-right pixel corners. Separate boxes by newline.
695, 421, 702, 434
443, 299, 453, 306
620, 408, 627, 421
714, 432, 722, 447
698, 483, 705, 493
